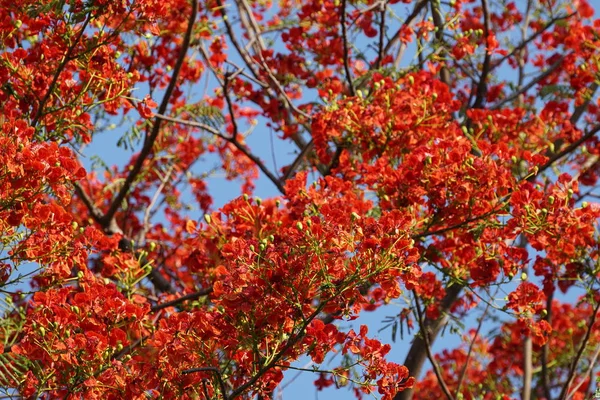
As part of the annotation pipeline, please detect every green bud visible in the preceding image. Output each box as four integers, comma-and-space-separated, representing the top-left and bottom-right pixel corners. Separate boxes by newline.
296, 222, 303, 231
521, 272, 528, 281
255, 197, 262, 206
149, 242, 156, 252
582, 201, 589, 208
77, 271, 84, 279
548, 196, 555, 205
204, 214, 212, 224
249, 244, 255, 252
14, 20, 22, 29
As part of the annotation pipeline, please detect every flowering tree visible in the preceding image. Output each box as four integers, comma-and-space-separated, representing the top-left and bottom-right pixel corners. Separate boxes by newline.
1, 0, 600, 398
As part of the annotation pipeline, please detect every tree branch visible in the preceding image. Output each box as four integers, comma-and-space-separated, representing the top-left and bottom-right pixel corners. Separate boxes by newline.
567, 344, 600, 399
540, 291, 554, 400
558, 296, 600, 400
375, 1, 387, 69
455, 299, 491, 396
383, 0, 427, 62
534, 124, 600, 180
154, 113, 286, 194
429, 0, 450, 86
471, 0, 491, 109
151, 287, 213, 312
103, 0, 198, 225
182, 367, 229, 400
394, 284, 462, 400
491, 54, 566, 110
412, 290, 454, 400
340, 0, 356, 96
31, 13, 92, 128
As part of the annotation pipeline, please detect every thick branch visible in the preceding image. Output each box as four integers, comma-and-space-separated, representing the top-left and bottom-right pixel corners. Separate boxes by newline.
429, 0, 450, 86
103, 0, 198, 224
383, 0, 427, 61
471, 0, 491, 109
340, 0, 356, 96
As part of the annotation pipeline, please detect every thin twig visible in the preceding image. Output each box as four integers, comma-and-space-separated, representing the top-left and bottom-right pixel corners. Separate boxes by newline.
558, 297, 600, 400
227, 305, 326, 399
567, 345, 600, 399
32, 13, 92, 127
493, 12, 576, 70
375, 1, 387, 69
412, 290, 454, 400
491, 54, 566, 110
535, 124, 600, 180
394, 284, 462, 400
151, 287, 213, 312
182, 367, 229, 400
455, 298, 492, 396
154, 113, 286, 193
540, 291, 554, 400
137, 161, 176, 242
